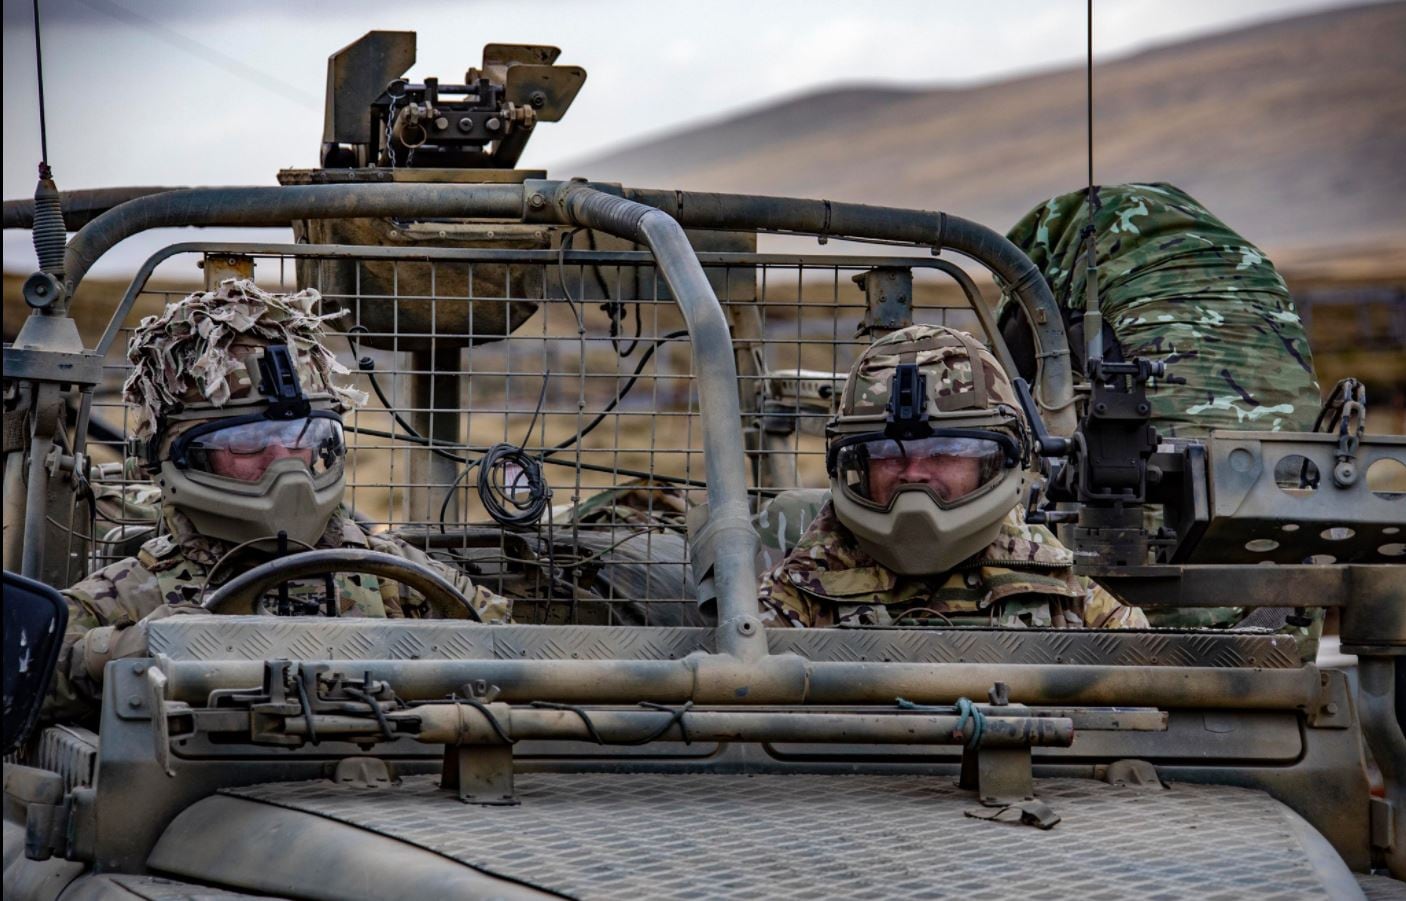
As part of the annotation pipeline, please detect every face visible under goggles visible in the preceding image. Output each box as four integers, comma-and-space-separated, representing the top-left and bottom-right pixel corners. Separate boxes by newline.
168, 411, 345, 483
829, 430, 1019, 509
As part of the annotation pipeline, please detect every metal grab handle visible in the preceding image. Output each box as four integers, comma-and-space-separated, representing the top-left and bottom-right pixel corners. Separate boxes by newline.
201, 548, 483, 622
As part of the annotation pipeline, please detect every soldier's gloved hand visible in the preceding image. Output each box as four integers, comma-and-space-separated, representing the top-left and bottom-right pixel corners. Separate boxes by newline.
71, 603, 208, 684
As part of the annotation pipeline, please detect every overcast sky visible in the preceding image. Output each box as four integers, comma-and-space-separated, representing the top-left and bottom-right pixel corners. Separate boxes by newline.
1, 0, 1365, 274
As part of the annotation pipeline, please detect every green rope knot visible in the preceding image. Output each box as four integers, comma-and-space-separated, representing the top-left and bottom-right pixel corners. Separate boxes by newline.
894, 696, 986, 749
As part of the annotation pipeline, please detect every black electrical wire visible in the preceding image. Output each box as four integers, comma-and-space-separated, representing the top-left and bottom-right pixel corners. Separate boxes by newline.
344, 684, 396, 742
454, 696, 518, 745
293, 676, 320, 746
544, 329, 690, 459
476, 373, 552, 527
345, 424, 710, 490
529, 701, 607, 744
346, 330, 466, 465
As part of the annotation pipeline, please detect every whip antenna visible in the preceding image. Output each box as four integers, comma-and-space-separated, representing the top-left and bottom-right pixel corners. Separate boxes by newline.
25, 0, 69, 310
1081, 0, 1103, 366
33, 0, 51, 172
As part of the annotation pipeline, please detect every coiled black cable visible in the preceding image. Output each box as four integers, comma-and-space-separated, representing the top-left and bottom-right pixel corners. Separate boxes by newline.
477, 441, 550, 527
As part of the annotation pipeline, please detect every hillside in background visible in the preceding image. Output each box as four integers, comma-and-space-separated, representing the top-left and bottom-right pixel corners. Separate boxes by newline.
569, 2, 1406, 257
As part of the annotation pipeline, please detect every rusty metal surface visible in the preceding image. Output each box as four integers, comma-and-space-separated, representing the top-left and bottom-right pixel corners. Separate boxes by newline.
144, 617, 1302, 668
226, 773, 1350, 900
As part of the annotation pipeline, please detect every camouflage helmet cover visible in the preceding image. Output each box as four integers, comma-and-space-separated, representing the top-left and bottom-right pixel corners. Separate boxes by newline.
123, 279, 366, 441
124, 280, 367, 550
834, 324, 1021, 427
829, 325, 1030, 577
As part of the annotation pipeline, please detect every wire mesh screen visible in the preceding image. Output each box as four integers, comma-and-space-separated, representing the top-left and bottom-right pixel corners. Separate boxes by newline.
81, 244, 991, 624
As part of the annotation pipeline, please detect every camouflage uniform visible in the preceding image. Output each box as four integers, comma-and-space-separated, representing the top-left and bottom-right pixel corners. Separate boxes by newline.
47, 279, 510, 722
763, 323, 1146, 630
998, 182, 1320, 438
51, 509, 509, 722
759, 503, 1145, 629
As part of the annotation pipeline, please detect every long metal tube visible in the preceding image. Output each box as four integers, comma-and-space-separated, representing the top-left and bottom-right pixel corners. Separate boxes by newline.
61, 183, 525, 304
2, 186, 184, 230
547, 183, 763, 658
162, 655, 1323, 711
405, 705, 1076, 747
20, 431, 52, 579
618, 186, 1077, 434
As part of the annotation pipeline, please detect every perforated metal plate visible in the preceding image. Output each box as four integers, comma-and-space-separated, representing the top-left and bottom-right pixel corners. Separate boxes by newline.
146, 617, 1301, 668
227, 774, 1349, 900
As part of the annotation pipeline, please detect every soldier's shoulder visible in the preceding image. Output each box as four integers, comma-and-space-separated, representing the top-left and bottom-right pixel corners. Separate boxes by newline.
975, 512, 1075, 569
65, 553, 157, 603
135, 534, 182, 569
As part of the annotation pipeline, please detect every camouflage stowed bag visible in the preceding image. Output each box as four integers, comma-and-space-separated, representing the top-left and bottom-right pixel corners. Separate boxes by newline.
998, 183, 1321, 438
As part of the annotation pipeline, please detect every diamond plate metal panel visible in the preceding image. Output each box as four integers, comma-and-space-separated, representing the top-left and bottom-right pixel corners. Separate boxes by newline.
148, 618, 1300, 668
768, 628, 1301, 669
148, 617, 496, 662
226, 774, 1345, 900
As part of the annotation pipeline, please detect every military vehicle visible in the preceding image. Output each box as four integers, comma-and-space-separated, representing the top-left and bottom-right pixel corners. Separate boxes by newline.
3, 30, 1404, 900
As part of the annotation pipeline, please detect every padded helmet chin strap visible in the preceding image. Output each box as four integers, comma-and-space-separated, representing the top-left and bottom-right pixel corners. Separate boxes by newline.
885, 364, 931, 440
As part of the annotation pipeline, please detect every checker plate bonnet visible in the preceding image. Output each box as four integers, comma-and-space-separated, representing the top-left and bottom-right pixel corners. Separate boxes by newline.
222, 774, 1355, 899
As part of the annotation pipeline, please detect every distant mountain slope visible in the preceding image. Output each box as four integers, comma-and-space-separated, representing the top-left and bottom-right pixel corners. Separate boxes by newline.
568, 2, 1406, 253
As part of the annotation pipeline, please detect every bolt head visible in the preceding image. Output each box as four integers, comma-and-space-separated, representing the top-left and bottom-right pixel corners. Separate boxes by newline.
127, 695, 144, 709
458, 116, 474, 132
434, 116, 449, 130
529, 91, 547, 109
22, 271, 64, 310
486, 118, 501, 132
528, 193, 547, 210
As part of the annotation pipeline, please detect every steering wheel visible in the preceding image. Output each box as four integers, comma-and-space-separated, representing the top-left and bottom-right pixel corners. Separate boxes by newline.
201, 548, 483, 622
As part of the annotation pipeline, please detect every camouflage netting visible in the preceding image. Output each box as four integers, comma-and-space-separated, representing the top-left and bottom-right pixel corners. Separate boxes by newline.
123, 279, 366, 440
998, 182, 1321, 438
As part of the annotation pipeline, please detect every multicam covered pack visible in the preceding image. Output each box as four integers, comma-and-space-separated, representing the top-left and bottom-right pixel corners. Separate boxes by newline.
123, 278, 366, 441
997, 183, 1320, 438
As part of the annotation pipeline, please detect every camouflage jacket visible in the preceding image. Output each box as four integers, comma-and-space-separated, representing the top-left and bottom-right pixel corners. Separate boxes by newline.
50, 512, 509, 722
999, 182, 1320, 438
758, 502, 1147, 629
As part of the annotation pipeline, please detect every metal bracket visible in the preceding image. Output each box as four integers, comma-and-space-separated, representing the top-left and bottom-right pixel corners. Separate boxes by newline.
201, 252, 255, 289
1308, 668, 1353, 729
441, 744, 518, 806
960, 746, 1035, 806
331, 757, 398, 788
1, 346, 104, 389
957, 684, 1036, 806
853, 267, 914, 337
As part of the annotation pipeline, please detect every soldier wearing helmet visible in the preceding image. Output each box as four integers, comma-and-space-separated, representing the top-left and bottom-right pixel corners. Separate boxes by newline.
49, 280, 510, 722
758, 325, 1146, 630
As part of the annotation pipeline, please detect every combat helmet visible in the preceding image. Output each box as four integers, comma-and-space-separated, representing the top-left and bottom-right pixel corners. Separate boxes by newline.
125, 279, 365, 549
826, 325, 1032, 575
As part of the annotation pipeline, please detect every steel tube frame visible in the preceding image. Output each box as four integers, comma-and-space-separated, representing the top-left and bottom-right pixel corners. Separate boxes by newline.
57, 181, 1072, 662
161, 655, 1323, 711
615, 185, 1077, 435
543, 182, 765, 657
61, 183, 526, 304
